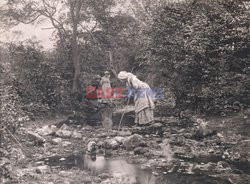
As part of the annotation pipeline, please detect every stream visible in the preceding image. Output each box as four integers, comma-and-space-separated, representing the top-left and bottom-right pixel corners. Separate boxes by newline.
42, 154, 231, 184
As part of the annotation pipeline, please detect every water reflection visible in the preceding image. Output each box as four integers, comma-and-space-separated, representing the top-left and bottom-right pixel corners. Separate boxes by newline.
83, 154, 157, 184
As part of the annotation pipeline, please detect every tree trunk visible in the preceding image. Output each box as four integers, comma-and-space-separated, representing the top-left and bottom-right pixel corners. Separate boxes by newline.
70, 0, 82, 93
72, 22, 80, 93
107, 51, 118, 78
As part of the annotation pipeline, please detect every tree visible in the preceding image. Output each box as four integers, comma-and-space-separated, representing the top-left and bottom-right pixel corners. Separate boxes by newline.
2, 0, 115, 92
145, 0, 250, 114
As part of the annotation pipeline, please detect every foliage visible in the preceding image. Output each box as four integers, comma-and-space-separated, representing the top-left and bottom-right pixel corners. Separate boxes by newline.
0, 54, 28, 131
1, 0, 250, 118
145, 0, 250, 115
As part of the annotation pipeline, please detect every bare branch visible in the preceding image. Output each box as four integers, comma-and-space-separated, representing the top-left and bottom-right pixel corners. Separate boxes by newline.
41, 27, 55, 30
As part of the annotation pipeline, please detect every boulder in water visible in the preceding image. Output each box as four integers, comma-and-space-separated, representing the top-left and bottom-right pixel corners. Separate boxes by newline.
87, 141, 96, 153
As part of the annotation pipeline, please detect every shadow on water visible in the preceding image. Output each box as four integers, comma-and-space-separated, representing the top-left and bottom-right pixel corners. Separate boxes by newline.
42, 154, 231, 184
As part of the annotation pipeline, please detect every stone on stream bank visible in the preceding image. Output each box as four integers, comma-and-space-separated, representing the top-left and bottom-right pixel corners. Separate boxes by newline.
71, 130, 82, 139
123, 134, 146, 150
191, 128, 217, 140
131, 123, 163, 136
103, 139, 120, 149
52, 138, 63, 145
114, 136, 125, 144
35, 165, 51, 174
55, 124, 72, 138
36, 125, 58, 136
134, 147, 149, 155
26, 130, 46, 146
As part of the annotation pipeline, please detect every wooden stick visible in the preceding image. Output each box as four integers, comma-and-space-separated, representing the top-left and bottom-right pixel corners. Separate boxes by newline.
5, 128, 27, 155
118, 98, 130, 132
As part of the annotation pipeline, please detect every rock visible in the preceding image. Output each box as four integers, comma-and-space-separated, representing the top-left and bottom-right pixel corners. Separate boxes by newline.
82, 125, 93, 131
147, 141, 161, 149
177, 162, 195, 174
88, 138, 100, 143
230, 152, 241, 161
109, 130, 118, 137
52, 138, 62, 145
33, 161, 45, 166
208, 148, 214, 153
59, 171, 72, 177
82, 137, 87, 142
123, 134, 146, 150
191, 127, 217, 140
217, 161, 230, 168
152, 171, 159, 176
87, 141, 96, 153
183, 133, 192, 138
134, 147, 149, 155
141, 163, 151, 170
104, 148, 113, 157
72, 131, 82, 139
100, 179, 112, 184
56, 129, 72, 138
169, 135, 186, 146
223, 150, 230, 159
26, 131, 46, 146
60, 124, 71, 130
10, 148, 25, 163
112, 109, 135, 127
114, 136, 125, 144
150, 122, 163, 128
36, 125, 57, 136
97, 132, 108, 138
94, 177, 102, 183
97, 141, 104, 148
155, 138, 162, 143
103, 139, 119, 149
62, 141, 72, 147
117, 130, 132, 136
36, 165, 51, 174
192, 162, 217, 173
173, 146, 194, 160
56, 125, 72, 138
132, 123, 163, 135
82, 176, 92, 183
144, 151, 154, 158
217, 133, 224, 138
98, 173, 111, 180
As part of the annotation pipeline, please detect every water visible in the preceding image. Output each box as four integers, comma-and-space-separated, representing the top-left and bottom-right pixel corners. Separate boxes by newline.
43, 154, 231, 184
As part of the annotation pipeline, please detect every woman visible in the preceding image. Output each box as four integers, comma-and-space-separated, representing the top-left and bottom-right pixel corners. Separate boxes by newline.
118, 71, 155, 126
100, 71, 111, 97
99, 71, 113, 131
